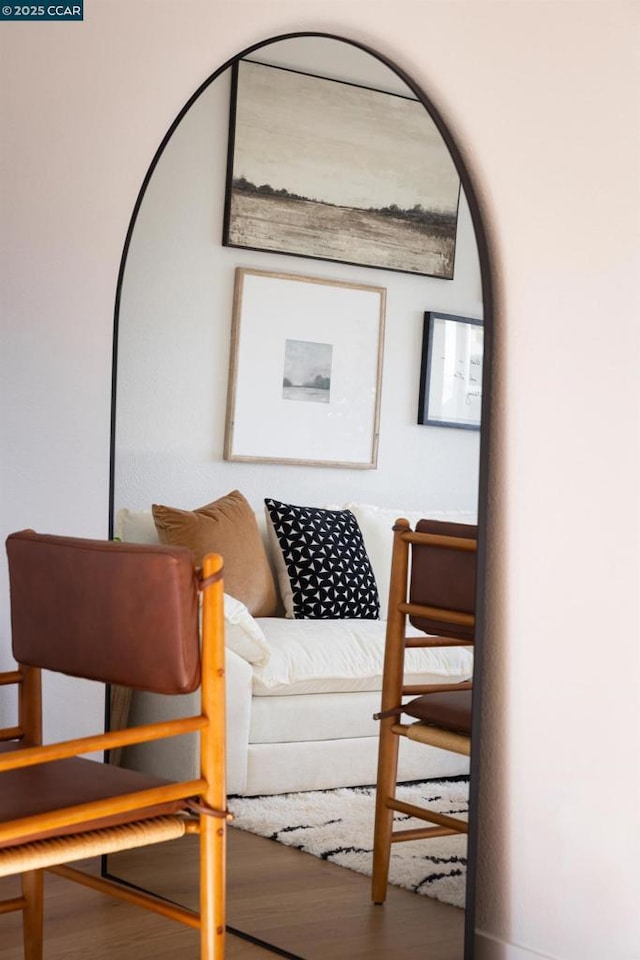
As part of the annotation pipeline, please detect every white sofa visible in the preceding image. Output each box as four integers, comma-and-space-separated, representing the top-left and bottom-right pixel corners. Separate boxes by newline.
117, 501, 475, 796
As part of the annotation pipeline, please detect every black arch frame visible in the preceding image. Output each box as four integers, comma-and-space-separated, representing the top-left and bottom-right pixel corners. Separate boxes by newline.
107, 31, 494, 960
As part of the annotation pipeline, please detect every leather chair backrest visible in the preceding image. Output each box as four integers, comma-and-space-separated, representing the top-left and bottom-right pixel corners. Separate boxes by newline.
408, 519, 477, 641
6, 530, 201, 694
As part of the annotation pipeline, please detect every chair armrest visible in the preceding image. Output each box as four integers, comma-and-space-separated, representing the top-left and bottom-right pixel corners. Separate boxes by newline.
0, 670, 22, 687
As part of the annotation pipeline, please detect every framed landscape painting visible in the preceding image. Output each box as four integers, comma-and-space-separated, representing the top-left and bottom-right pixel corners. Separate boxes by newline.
224, 268, 386, 468
223, 59, 461, 279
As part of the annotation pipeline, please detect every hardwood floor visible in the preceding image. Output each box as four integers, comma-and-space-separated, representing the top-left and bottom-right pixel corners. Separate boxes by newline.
0, 827, 464, 959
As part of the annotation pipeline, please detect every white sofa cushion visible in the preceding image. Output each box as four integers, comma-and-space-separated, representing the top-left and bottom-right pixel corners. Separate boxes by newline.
115, 508, 160, 544
249, 689, 383, 743
250, 618, 473, 696
223, 594, 271, 666
347, 503, 477, 619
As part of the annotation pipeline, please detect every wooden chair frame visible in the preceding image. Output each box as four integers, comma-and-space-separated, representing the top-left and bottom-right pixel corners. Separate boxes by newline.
371, 519, 476, 905
0, 540, 228, 960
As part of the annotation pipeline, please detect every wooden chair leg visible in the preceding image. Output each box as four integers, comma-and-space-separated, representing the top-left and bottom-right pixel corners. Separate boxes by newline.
371, 724, 401, 905
199, 815, 226, 960
21, 870, 43, 960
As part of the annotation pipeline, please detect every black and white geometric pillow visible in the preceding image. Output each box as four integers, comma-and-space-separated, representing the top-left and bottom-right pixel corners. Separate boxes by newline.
264, 498, 380, 620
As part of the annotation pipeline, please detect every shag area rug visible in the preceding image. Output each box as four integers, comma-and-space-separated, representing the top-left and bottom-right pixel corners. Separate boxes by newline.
229, 779, 468, 908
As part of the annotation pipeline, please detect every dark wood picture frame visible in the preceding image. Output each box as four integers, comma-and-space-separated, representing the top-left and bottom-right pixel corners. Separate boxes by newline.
222, 59, 461, 279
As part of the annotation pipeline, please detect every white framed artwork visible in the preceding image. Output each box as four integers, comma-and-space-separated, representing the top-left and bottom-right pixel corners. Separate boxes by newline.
224, 268, 386, 468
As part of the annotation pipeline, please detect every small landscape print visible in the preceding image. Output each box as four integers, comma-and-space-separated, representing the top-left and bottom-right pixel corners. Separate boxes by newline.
224, 60, 460, 279
283, 339, 332, 404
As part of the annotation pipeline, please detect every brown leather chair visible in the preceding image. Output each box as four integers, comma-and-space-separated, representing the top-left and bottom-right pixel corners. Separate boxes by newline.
371, 518, 476, 904
0, 530, 228, 959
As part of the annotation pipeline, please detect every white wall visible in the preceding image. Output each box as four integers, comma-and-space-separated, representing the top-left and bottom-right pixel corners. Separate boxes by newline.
114, 36, 482, 520
1, 4, 638, 960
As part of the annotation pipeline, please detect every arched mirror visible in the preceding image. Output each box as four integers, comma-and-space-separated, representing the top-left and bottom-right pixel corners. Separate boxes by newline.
107, 32, 492, 960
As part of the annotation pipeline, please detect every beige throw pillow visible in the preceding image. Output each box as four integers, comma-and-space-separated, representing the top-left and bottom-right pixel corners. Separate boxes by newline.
152, 490, 278, 617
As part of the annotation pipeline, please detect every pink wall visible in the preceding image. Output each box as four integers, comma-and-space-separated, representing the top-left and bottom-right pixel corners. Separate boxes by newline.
1, 3, 638, 958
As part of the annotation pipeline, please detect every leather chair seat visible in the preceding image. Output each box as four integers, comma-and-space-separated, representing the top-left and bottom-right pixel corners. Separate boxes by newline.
0, 741, 185, 849
402, 689, 472, 736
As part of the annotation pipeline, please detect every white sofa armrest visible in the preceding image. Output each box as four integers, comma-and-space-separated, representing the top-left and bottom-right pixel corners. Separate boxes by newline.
122, 646, 253, 795
225, 646, 253, 795
124, 688, 200, 781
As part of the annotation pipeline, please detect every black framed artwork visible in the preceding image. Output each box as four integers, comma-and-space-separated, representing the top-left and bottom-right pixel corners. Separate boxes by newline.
222, 59, 461, 279
418, 311, 483, 429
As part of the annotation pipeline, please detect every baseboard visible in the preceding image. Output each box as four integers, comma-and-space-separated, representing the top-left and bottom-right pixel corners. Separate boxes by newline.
475, 930, 557, 960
